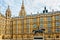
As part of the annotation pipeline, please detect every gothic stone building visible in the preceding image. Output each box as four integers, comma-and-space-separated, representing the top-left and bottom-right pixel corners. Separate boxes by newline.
0, 0, 60, 40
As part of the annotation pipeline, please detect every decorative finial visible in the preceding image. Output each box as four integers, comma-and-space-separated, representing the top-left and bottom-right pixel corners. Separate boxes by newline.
37, 12, 39, 15
8, 5, 9, 9
22, 0, 24, 5
0, 6, 1, 13
31, 12, 32, 16
52, 9, 54, 12
37, 12, 39, 14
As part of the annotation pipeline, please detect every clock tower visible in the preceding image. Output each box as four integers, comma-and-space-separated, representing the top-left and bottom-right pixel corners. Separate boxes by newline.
19, 0, 26, 16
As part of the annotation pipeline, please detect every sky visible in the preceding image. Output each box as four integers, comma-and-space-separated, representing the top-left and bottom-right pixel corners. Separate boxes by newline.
0, 0, 60, 17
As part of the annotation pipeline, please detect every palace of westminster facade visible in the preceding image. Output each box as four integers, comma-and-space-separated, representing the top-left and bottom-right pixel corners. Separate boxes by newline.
0, 0, 60, 40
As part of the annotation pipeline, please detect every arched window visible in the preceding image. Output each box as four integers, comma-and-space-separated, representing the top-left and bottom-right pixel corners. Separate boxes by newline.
40, 24, 44, 28
55, 16, 60, 20
56, 28, 60, 32
26, 19, 29, 23
56, 22, 60, 26
33, 18, 37, 22
40, 17, 44, 22
40, 18, 44, 29
33, 24, 37, 28
47, 17, 52, 21
47, 23, 51, 27
48, 28, 51, 33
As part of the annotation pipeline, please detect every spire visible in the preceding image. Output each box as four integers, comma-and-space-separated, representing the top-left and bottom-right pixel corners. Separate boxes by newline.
21, 0, 24, 9
0, 6, 1, 13
8, 5, 9, 9
7, 5, 10, 11
6, 5, 10, 12
22, 0, 24, 5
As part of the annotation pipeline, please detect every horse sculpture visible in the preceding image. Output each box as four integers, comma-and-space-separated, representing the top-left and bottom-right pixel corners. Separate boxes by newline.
32, 29, 45, 34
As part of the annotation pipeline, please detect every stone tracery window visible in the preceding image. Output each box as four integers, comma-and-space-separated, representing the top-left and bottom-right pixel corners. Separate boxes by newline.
33, 24, 37, 28
55, 16, 60, 20
56, 22, 60, 26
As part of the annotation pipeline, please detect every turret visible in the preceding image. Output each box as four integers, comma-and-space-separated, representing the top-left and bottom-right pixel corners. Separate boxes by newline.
5, 5, 11, 18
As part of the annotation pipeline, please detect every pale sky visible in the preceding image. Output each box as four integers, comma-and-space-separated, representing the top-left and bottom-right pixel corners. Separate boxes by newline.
0, 0, 60, 16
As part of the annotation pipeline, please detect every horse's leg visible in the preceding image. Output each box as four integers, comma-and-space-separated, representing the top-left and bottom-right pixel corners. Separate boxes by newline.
35, 31, 36, 34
